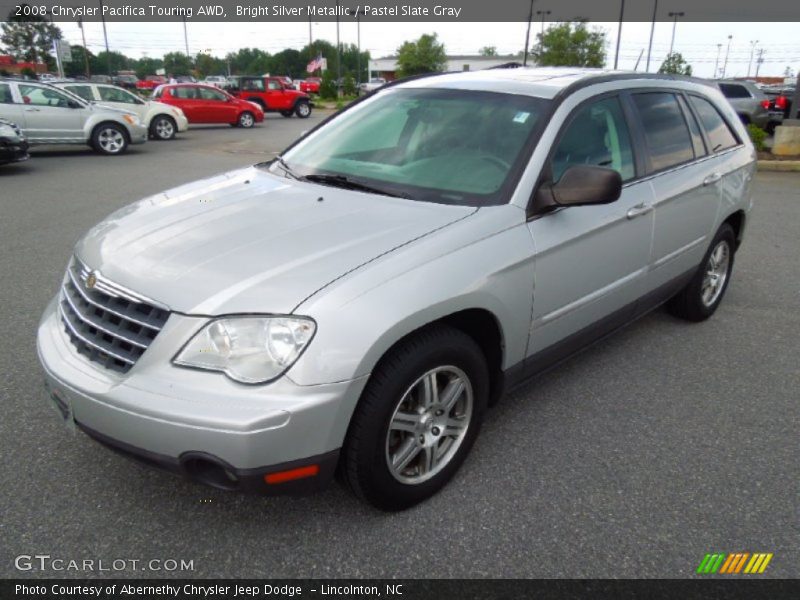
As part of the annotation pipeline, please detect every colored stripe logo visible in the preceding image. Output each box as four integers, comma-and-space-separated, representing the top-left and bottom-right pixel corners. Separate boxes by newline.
697, 552, 773, 574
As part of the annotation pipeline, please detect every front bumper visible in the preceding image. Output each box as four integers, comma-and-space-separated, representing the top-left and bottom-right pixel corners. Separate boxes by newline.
0, 138, 29, 164
127, 123, 148, 145
36, 295, 368, 494
175, 114, 189, 132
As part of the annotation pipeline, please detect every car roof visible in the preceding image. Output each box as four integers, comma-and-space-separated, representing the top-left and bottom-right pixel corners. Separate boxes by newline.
392, 67, 714, 100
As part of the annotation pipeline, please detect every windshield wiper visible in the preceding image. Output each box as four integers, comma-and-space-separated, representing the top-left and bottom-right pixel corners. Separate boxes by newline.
272, 156, 300, 180
300, 173, 409, 199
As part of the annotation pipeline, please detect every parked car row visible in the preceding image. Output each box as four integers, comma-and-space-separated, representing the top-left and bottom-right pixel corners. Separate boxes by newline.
0, 78, 276, 163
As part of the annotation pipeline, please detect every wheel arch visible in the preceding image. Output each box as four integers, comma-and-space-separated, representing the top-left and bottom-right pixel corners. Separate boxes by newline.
722, 209, 746, 250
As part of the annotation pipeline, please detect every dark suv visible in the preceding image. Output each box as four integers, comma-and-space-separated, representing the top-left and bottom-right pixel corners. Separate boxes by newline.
230, 76, 312, 118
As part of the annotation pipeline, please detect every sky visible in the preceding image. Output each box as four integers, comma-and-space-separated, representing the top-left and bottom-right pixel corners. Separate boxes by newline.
52, 20, 800, 80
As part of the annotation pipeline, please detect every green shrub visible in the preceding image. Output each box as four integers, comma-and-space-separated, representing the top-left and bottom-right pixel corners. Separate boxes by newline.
342, 75, 356, 97
746, 123, 767, 152
319, 72, 337, 100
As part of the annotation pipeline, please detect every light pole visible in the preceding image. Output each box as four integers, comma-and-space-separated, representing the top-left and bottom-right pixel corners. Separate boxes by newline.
536, 9, 551, 58
182, 16, 190, 57
722, 34, 732, 79
754, 48, 764, 78
78, 17, 91, 77
747, 40, 758, 78
308, 15, 313, 47
645, 0, 658, 72
614, 0, 625, 70
522, 0, 534, 67
668, 11, 684, 57
713, 43, 721, 79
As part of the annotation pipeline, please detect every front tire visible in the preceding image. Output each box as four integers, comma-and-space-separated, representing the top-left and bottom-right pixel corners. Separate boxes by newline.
150, 115, 176, 140
342, 325, 488, 511
237, 111, 255, 128
91, 123, 128, 155
667, 223, 736, 321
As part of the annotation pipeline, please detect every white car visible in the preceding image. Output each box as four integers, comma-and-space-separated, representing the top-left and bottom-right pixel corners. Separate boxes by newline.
203, 76, 227, 88
55, 82, 188, 141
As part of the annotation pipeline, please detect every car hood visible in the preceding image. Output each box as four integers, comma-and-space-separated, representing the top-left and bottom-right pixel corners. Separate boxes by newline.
75, 167, 476, 315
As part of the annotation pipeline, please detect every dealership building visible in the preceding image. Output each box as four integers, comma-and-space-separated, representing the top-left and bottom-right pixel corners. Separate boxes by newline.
367, 54, 522, 81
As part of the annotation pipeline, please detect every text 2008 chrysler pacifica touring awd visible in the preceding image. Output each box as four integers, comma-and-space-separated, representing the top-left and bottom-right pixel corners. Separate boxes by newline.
37, 68, 755, 510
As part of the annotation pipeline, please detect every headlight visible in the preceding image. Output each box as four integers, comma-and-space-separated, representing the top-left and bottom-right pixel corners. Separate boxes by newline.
122, 114, 141, 126
173, 316, 316, 384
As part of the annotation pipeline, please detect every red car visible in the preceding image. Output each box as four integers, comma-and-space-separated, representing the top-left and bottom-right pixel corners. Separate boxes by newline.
136, 75, 167, 91
232, 76, 313, 118
299, 77, 321, 94
153, 84, 264, 127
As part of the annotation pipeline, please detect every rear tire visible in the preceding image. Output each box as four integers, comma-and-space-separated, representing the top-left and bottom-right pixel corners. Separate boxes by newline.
237, 111, 255, 128
667, 224, 736, 322
91, 123, 128, 155
342, 325, 488, 511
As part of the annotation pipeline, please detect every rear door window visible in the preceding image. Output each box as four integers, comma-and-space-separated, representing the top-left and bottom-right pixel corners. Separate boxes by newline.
689, 95, 739, 153
631, 92, 695, 172
0, 83, 13, 103
173, 86, 197, 99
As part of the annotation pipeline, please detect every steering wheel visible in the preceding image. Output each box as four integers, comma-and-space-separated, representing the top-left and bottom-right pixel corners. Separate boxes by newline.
480, 154, 511, 171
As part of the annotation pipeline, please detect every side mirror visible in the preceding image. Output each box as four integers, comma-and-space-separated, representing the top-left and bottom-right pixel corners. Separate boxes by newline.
533, 165, 622, 213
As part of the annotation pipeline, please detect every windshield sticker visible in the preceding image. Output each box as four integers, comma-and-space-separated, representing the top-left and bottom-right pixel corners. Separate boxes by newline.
513, 111, 530, 124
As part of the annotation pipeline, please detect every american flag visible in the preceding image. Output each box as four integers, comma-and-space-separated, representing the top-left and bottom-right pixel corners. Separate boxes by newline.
306, 54, 323, 73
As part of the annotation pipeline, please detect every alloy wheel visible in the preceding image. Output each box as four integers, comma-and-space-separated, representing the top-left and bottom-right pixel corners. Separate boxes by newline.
701, 240, 730, 307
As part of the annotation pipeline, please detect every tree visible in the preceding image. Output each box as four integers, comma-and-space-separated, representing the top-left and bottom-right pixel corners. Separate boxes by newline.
396, 33, 447, 78
479, 46, 498, 57
64, 45, 93, 78
270, 48, 305, 78
93, 50, 129, 75
135, 56, 164, 79
534, 21, 606, 67
658, 52, 692, 76
163, 52, 193, 76
1, 6, 62, 69
195, 53, 226, 78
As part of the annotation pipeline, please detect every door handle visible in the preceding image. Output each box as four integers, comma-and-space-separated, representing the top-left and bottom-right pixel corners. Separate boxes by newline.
703, 172, 722, 186
626, 203, 652, 219
24, 107, 40, 112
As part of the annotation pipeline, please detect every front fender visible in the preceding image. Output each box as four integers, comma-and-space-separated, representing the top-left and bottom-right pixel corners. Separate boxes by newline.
287, 205, 535, 387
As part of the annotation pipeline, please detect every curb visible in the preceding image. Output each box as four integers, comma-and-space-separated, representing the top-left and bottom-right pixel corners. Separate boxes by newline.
757, 160, 800, 172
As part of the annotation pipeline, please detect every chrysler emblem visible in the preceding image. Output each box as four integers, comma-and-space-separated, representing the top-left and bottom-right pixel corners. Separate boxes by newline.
85, 272, 97, 289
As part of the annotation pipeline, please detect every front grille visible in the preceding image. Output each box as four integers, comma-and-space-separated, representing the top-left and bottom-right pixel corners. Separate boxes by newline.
59, 258, 169, 373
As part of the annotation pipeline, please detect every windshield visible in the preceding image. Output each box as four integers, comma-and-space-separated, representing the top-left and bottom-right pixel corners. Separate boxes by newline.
278, 88, 549, 206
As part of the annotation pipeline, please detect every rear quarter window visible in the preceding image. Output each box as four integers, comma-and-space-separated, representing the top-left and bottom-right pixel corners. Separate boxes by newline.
689, 95, 739, 152
719, 84, 751, 99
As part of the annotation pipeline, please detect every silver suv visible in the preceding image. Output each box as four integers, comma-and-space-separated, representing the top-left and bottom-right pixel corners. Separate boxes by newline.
37, 69, 755, 510
0, 78, 147, 154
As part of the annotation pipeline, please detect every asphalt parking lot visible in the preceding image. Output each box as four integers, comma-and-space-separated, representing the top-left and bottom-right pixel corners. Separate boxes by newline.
1, 116, 798, 579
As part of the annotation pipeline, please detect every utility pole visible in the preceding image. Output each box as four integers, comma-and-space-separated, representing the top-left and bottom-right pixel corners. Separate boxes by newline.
98, 0, 111, 75
614, 0, 625, 69
645, 0, 658, 72
747, 40, 758, 78
713, 43, 721, 79
722, 34, 732, 79
523, 0, 534, 67
668, 11, 684, 57
78, 17, 91, 77
308, 16, 312, 47
183, 17, 190, 56
754, 48, 764, 78
536, 9, 551, 58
